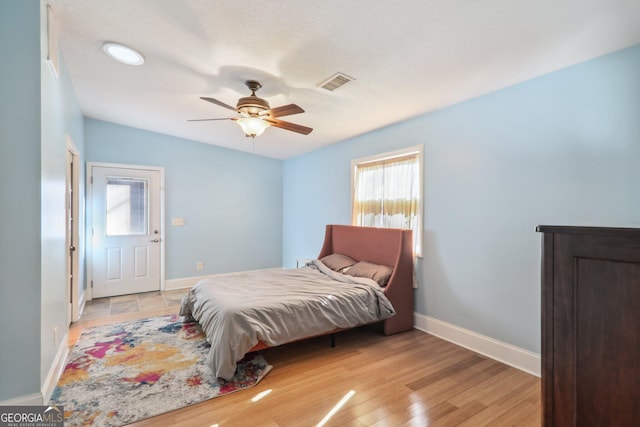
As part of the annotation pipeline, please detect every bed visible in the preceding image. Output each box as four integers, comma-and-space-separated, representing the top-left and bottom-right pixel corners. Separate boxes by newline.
179, 224, 415, 380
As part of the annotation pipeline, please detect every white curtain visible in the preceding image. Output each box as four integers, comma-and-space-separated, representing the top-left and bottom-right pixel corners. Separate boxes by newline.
353, 154, 420, 253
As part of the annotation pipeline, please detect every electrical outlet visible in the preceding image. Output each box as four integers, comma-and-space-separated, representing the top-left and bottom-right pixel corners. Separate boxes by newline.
196, 262, 204, 271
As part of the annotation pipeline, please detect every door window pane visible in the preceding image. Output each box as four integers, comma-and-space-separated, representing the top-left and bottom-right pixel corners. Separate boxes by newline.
106, 177, 148, 236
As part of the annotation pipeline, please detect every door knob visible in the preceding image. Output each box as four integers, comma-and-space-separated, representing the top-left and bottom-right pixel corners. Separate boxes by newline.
149, 239, 160, 243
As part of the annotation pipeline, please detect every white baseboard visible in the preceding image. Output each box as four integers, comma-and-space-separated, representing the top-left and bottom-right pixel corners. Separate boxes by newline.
164, 275, 208, 290
41, 330, 70, 404
73, 290, 86, 322
78, 290, 86, 318
0, 393, 43, 406
0, 332, 69, 406
413, 313, 541, 377
165, 268, 284, 291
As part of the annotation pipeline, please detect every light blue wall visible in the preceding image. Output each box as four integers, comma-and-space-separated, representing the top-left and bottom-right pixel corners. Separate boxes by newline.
1, 1, 636, 402
283, 45, 640, 354
0, 0, 85, 401
85, 119, 283, 280
39, 1, 85, 391
0, 0, 42, 400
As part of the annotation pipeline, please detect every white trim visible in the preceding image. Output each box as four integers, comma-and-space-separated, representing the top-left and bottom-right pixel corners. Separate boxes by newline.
3, 332, 72, 406
66, 136, 81, 322
159, 169, 166, 291
85, 282, 93, 302
413, 313, 541, 377
85, 162, 94, 301
352, 144, 424, 166
0, 393, 43, 406
45, 4, 59, 78
86, 162, 165, 301
165, 268, 284, 291
41, 331, 70, 404
77, 290, 86, 321
165, 275, 203, 291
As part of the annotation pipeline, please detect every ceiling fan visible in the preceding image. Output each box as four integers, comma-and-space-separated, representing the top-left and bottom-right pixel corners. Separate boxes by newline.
189, 80, 313, 138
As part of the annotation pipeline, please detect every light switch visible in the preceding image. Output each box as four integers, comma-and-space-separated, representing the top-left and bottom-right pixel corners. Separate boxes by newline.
171, 217, 184, 226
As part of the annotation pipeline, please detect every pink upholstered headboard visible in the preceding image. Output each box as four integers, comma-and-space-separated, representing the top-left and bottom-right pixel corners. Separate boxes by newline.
317, 224, 414, 335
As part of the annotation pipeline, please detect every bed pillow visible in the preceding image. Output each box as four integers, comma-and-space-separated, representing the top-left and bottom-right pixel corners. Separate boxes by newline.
344, 260, 394, 287
320, 253, 357, 272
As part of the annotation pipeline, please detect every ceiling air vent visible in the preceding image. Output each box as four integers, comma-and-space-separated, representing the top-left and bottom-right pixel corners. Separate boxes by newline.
318, 72, 355, 91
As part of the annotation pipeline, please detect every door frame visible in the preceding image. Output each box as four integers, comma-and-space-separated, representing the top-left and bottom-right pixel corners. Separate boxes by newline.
86, 162, 165, 301
66, 137, 81, 322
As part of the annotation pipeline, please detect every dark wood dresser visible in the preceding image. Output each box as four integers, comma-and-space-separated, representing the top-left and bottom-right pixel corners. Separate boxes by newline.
537, 226, 640, 426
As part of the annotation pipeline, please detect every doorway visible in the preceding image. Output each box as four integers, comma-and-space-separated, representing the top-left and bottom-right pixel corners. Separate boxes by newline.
88, 163, 164, 299
66, 138, 80, 322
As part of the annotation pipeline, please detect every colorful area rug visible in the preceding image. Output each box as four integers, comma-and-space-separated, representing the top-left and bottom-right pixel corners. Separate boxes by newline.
50, 314, 271, 427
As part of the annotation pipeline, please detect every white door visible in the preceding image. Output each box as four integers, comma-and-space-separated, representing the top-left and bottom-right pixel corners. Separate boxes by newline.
91, 165, 162, 298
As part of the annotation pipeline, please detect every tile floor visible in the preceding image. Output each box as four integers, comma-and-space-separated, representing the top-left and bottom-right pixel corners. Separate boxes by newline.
81, 289, 188, 319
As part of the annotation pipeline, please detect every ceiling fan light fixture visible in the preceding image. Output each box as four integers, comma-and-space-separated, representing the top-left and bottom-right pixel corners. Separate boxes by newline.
193, 80, 312, 136
102, 42, 145, 65
237, 117, 270, 137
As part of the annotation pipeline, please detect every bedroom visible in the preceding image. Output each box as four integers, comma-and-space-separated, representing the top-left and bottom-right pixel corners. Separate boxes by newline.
1, 0, 640, 424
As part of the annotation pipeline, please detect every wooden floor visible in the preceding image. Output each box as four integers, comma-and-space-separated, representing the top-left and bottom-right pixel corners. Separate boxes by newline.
70, 291, 541, 427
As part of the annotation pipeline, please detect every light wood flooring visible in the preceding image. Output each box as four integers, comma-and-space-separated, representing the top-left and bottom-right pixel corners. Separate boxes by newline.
69, 291, 541, 426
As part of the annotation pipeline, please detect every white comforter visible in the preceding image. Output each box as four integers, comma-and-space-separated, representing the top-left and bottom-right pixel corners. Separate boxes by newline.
179, 259, 395, 380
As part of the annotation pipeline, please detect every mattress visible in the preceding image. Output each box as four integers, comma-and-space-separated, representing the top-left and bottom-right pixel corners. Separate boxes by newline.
179, 259, 395, 380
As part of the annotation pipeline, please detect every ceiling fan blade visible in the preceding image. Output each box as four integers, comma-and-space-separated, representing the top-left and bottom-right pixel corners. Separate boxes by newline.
200, 97, 237, 111
268, 104, 305, 118
267, 118, 313, 135
187, 118, 234, 122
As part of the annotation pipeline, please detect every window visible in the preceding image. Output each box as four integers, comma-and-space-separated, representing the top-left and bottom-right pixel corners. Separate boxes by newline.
351, 145, 423, 256
105, 177, 149, 236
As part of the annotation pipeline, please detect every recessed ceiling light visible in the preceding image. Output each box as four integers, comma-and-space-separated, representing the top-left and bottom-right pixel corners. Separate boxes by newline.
102, 42, 145, 65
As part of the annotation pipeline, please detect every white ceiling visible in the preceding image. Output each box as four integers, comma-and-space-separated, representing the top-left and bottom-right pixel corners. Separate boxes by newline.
51, 0, 640, 159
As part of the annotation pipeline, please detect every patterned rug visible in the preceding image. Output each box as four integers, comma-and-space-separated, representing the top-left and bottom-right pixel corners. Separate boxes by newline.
50, 314, 271, 427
